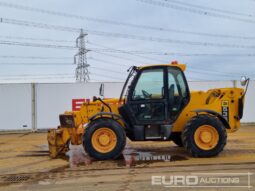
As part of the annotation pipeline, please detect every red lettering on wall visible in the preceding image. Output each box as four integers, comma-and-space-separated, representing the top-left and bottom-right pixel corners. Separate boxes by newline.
72, 98, 90, 111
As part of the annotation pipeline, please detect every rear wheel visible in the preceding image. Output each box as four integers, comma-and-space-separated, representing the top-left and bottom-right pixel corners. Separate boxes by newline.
83, 118, 126, 160
182, 115, 227, 157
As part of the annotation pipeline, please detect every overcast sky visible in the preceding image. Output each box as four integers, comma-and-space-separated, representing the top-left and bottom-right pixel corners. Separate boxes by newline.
0, 0, 255, 83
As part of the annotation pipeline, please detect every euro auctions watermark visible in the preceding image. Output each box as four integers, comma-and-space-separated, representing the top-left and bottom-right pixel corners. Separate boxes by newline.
151, 172, 253, 188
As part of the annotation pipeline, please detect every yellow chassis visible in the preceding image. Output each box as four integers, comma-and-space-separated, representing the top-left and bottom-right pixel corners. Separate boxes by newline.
48, 87, 244, 158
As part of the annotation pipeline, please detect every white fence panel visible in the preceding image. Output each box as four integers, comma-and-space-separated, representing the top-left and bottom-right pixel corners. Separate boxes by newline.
241, 81, 255, 123
36, 82, 124, 129
0, 81, 254, 131
188, 81, 234, 91
0, 84, 32, 130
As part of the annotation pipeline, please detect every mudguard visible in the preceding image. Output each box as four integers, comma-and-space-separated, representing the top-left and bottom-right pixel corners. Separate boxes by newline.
192, 109, 231, 129
89, 112, 128, 128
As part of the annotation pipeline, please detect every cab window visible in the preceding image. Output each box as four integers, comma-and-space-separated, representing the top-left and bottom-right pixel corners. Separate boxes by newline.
168, 67, 189, 112
132, 68, 164, 100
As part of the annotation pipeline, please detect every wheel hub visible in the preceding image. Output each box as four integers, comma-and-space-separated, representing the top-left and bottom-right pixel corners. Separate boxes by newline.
194, 125, 219, 150
91, 128, 117, 153
200, 131, 212, 143
98, 134, 110, 146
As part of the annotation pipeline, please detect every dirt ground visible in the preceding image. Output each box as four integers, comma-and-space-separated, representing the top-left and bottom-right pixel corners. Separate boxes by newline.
0, 125, 254, 191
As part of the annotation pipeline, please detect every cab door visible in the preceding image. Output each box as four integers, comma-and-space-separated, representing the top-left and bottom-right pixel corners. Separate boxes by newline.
127, 67, 168, 125
123, 66, 190, 125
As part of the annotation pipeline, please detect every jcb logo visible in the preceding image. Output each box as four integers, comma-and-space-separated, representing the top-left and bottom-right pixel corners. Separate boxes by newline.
222, 101, 229, 121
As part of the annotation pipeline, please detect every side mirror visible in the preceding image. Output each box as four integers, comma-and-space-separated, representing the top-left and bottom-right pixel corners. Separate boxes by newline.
99, 83, 104, 97
240, 76, 248, 86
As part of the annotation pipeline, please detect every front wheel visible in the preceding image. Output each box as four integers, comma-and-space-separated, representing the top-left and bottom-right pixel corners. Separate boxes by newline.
83, 118, 126, 160
182, 115, 227, 157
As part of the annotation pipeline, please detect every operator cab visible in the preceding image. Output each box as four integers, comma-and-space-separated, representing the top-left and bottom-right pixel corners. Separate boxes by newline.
119, 62, 190, 141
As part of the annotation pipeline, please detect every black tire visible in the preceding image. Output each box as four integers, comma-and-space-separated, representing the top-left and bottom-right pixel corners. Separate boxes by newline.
170, 133, 183, 147
182, 115, 227, 157
83, 118, 126, 160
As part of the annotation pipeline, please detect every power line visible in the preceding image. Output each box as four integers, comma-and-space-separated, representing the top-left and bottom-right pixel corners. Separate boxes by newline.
136, 0, 255, 24
91, 52, 254, 77
162, 0, 255, 18
89, 57, 133, 67
2, 38, 255, 56
84, 30, 255, 49
91, 72, 125, 81
188, 66, 255, 77
0, 56, 72, 59
0, 62, 251, 80
0, 40, 76, 49
0, 76, 75, 81
0, 73, 124, 81
90, 48, 255, 57
0, 35, 73, 43
0, 56, 132, 67
0, 70, 250, 81
0, 71, 124, 81
91, 51, 248, 78
88, 40, 255, 72
91, 66, 127, 75
0, 63, 72, 65
92, 51, 150, 65
88, 41, 167, 63
162, 53, 255, 57
1, 2, 255, 40
90, 50, 248, 77
0, 61, 251, 77
0, 73, 73, 77
0, 17, 79, 32
1, 39, 255, 59
2, 17, 255, 49
188, 69, 241, 78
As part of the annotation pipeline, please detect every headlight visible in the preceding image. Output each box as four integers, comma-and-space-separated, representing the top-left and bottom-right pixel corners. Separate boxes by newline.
59, 114, 75, 128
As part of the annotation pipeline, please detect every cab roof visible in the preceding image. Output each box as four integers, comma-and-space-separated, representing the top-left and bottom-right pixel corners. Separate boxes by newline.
138, 61, 186, 71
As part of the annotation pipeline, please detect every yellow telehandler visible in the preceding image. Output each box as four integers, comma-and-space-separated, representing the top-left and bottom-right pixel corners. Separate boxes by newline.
47, 61, 249, 160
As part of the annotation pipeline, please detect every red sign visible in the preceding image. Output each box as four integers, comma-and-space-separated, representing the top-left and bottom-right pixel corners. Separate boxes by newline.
72, 99, 90, 111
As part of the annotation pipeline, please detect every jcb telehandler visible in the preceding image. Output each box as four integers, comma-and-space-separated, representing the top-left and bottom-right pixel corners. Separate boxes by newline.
47, 61, 249, 160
